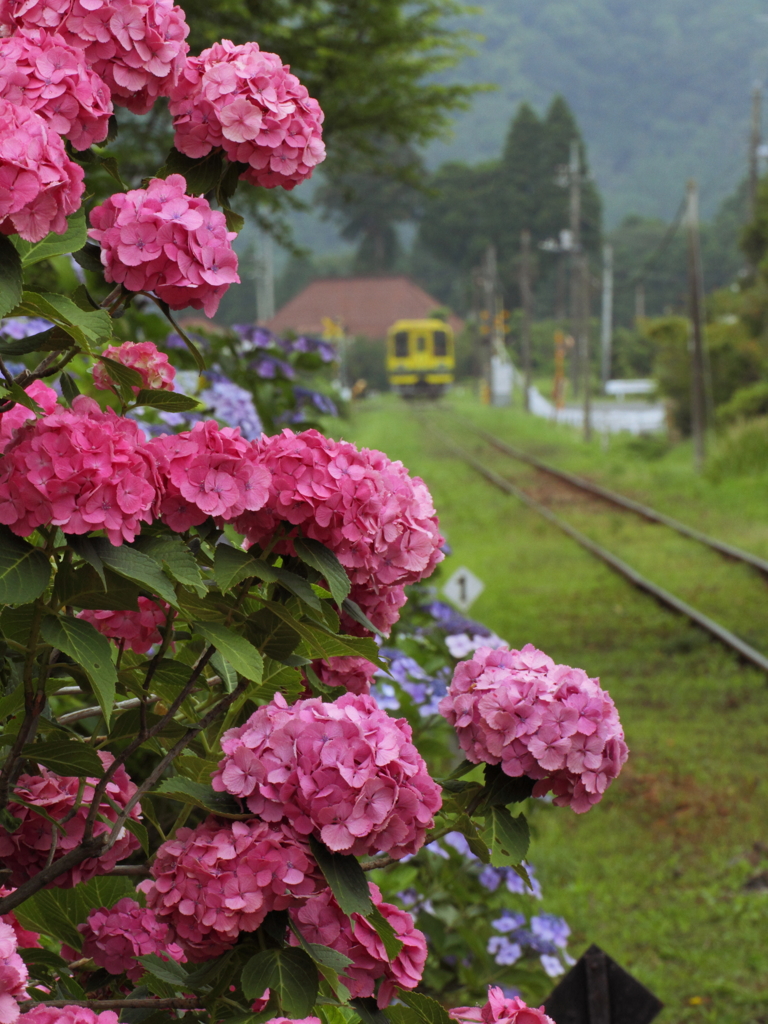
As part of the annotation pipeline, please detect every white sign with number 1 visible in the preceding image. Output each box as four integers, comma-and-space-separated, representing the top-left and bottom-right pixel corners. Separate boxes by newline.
442, 566, 484, 613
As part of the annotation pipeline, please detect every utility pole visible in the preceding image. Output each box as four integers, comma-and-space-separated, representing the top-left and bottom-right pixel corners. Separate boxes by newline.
600, 243, 613, 386
580, 252, 591, 441
519, 229, 533, 411
749, 83, 762, 220
634, 282, 646, 323
569, 139, 582, 396
686, 179, 707, 472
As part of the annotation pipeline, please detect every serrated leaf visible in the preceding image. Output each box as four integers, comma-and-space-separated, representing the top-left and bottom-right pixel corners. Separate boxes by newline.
177, 587, 230, 622
353, 998, 391, 1024
0, 527, 51, 605
246, 609, 301, 663
0, 235, 23, 319
392, 993, 452, 1024
134, 533, 205, 594
11, 291, 112, 352
261, 601, 383, 665
21, 738, 104, 778
213, 545, 259, 593
241, 948, 318, 1016
341, 597, 380, 635
289, 923, 351, 1002
124, 817, 150, 855
71, 242, 103, 274
161, 147, 225, 195
137, 953, 189, 987
0, 326, 60, 356
59, 372, 80, 405
67, 536, 106, 586
309, 835, 372, 916
152, 776, 246, 817
175, 754, 219, 784
210, 649, 238, 692
91, 539, 178, 608
480, 764, 535, 809
223, 206, 244, 232
40, 616, 116, 725
98, 355, 144, 389
484, 806, 530, 867
366, 905, 403, 962
11, 212, 87, 268
134, 389, 200, 411
54, 561, 143, 611
14, 876, 135, 950
294, 538, 351, 607
193, 621, 263, 683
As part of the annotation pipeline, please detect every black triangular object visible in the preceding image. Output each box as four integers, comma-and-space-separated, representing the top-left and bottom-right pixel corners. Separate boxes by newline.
543, 944, 663, 1024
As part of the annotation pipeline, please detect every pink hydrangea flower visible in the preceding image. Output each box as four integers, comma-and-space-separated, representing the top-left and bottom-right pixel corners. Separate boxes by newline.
89, 175, 239, 317
438, 645, 629, 813
0, 753, 141, 888
169, 39, 325, 191
266, 1019, 320, 1024
19, 1009, 118, 1024
0, 921, 28, 1024
1, 0, 189, 115
311, 655, 377, 696
147, 419, 270, 532
0, 381, 58, 453
78, 598, 170, 654
0, 99, 83, 242
233, 430, 443, 627
347, 584, 408, 637
449, 987, 555, 1024
141, 817, 321, 961
0, 30, 112, 149
93, 341, 175, 394
67, 898, 185, 981
0, 394, 159, 545
0, 891, 40, 951
289, 882, 427, 1008
212, 692, 442, 859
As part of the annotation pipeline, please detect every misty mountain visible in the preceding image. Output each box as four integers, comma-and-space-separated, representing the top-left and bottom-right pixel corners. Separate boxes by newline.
431, 0, 768, 224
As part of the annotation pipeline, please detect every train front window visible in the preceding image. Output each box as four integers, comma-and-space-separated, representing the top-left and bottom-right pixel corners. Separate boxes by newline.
417, 336, 426, 351
394, 331, 409, 357
433, 331, 448, 357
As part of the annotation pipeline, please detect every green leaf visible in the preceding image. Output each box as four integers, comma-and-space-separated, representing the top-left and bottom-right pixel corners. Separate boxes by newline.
175, 754, 220, 784
137, 953, 189, 987
192, 622, 263, 683
98, 355, 144, 390
66, 536, 106, 586
289, 923, 351, 1002
246, 609, 301, 663
223, 206, 245, 233
71, 242, 103, 274
40, 616, 116, 725
54, 561, 144, 612
11, 212, 87, 268
124, 817, 150, 855
134, 533, 205, 594
0, 379, 45, 412
309, 835, 372, 916
213, 545, 262, 593
59, 372, 80, 405
353, 998, 391, 1024
0, 235, 23, 319
14, 876, 135, 950
162, 147, 225, 195
447, 759, 477, 781
479, 764, 535, 809
341, 598, 380, 635
152, 776, 246, 818
99, 156, 126, 190
134, 389, 200, 412
294, 538, 351, 607
261, 601, 382, 665
177, 587, 231, 622
155, 300, 205, 371
483, 806, 530, 867
11, 291, 112, 352
210, 649, 238, 692
366, 906, 403, 962
394, 993, 452, 1024
0, 327, 64, 357
91, 539, 178, 608
241, 948, 318, 1016
0, 527, 51, 605
21, 738, 104, 778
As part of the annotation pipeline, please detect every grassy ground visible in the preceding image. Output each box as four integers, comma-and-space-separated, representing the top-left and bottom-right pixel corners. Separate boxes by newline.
340, 390, 768, 1024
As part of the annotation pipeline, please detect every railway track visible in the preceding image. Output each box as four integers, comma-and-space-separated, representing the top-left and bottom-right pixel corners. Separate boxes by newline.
428, 416, 768, 677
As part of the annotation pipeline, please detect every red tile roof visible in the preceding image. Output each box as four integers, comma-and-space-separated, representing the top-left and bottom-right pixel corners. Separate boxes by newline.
266, 275, 463, 339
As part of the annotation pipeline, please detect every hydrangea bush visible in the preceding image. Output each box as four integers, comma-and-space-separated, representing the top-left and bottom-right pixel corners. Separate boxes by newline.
0, 3, 628, 1022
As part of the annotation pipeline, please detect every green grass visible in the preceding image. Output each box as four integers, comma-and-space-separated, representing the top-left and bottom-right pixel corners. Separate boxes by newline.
340, 391, 768, 1024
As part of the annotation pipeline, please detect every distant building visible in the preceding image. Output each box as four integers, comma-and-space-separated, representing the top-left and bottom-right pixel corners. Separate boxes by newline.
266, 275, 463, 339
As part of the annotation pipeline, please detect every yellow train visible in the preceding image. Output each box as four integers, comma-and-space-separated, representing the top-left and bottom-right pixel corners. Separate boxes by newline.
386, 318, 455, 398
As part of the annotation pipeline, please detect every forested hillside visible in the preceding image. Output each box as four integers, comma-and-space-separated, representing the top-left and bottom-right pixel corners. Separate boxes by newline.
434, 0, 768, 222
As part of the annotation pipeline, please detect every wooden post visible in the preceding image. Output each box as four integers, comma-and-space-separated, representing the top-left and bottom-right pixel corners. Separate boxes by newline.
580, 252, 592, 441
520, 229, 533, 411
686, 179, 707, 472
600, 243, 613, 386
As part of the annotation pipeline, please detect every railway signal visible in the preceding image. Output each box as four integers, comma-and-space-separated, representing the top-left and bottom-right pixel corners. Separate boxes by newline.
443, 567, 485, 612
544, 945, 663, 1024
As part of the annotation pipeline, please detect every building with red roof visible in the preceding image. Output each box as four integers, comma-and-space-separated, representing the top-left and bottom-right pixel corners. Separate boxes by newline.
265, 275, 463, 339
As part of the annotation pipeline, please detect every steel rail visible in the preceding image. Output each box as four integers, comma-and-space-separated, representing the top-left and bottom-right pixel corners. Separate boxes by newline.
441, 434, 768, 676
466, 424, 768, 578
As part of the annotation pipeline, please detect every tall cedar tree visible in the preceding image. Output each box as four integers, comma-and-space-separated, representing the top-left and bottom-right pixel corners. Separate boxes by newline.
414, 96, 602, 308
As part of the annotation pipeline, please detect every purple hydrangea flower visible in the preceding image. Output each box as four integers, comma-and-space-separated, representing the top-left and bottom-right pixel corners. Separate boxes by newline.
233, 324, 276, 350
530, 914, 570, 950
1, 317, 52, 339
203, 376, 263, 440
487, 935, 523, 966
491, 912, 526, 934
293, 386, 338, 417
250, 354, 295, 380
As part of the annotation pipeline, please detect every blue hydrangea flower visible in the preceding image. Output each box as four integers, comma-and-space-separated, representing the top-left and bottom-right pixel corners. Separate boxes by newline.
487, 935, 523, 966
